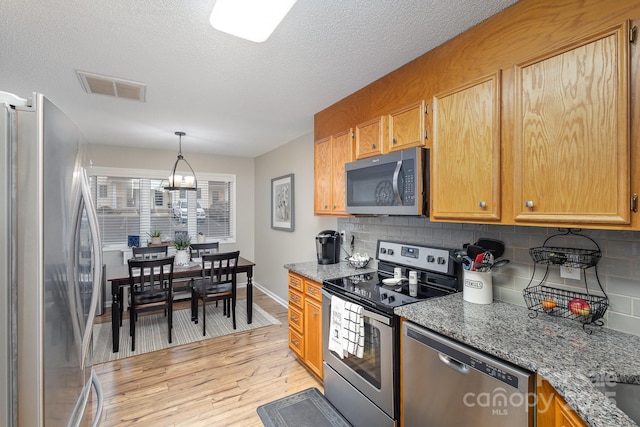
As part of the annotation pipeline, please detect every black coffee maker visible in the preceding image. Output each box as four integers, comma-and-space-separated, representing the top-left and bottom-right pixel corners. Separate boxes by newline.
316, 230, 341, 265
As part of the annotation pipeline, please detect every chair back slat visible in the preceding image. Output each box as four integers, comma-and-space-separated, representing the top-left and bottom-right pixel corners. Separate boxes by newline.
190, 242, 220, 260
132, 245, 169, 260
201, 251, 239, 285
128, 256, 175, 292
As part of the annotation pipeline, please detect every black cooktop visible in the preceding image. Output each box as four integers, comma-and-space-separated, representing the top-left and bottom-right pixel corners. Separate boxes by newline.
323, 272, 453, 314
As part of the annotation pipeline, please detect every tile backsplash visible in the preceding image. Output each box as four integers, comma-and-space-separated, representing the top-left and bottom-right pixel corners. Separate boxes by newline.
338, 216, 640, 336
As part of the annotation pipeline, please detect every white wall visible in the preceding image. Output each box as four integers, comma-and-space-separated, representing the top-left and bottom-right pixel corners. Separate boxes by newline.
254, 132, 336, 303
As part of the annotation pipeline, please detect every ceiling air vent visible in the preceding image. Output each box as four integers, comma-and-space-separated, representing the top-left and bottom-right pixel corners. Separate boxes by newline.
76, 70, 146, 102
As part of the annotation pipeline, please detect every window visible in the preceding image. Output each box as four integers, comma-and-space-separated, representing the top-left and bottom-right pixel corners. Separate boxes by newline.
88, 167, 236, 247
98, 184, 108, 198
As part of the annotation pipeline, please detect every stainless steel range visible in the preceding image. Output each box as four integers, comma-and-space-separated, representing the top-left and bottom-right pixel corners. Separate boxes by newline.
321, 240, 461, 427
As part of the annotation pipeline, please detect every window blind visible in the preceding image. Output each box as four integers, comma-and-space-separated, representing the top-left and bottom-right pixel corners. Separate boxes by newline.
89, 171, 235, 247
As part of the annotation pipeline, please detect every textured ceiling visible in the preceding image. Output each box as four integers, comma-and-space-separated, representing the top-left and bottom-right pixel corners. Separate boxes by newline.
1, 0, 518, 158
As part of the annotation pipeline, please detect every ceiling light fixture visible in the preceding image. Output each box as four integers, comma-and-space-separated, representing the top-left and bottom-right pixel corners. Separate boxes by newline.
209, 0, 297, 43
165, 131, 197, 191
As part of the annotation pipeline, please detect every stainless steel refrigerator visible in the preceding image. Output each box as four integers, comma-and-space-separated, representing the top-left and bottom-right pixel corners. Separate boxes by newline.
1, 91, 103, 426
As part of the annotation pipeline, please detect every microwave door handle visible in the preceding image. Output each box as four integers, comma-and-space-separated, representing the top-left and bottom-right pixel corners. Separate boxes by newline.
392, 160, 403, 205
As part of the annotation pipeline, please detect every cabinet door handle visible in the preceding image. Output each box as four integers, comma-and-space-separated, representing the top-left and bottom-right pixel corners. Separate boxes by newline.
525, 200, 534, 208
372, 143, 376, 149
478, 201, 486, 208
392, 138, 397, 144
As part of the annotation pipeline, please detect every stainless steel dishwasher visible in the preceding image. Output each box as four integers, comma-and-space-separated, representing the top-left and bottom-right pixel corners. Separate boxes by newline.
402, 322, 535, 426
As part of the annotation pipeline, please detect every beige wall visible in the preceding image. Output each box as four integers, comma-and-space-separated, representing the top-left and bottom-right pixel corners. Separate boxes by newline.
254, 132, 336, 304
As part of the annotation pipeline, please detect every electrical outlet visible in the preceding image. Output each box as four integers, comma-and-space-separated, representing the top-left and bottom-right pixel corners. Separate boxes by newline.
339, 230, 346, 241
560, 265, 581, 280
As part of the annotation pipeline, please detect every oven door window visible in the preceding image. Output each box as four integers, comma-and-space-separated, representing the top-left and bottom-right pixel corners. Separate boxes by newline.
330, 319, 383, 389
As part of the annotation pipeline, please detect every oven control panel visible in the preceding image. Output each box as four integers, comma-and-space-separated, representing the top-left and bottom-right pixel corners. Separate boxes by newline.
377, 240, 454, 275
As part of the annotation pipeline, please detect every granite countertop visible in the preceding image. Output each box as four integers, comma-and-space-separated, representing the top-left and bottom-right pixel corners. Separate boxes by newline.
284, 261, 376, 283
395, 294, 640, 427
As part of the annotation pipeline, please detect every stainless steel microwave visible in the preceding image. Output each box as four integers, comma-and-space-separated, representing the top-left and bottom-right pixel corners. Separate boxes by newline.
345, 147, 429, 215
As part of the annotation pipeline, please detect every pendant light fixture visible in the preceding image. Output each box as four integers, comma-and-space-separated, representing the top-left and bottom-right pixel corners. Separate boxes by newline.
165, 131, 197, 191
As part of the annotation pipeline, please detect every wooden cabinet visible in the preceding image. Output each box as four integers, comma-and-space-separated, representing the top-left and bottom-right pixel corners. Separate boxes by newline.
355, 116, 386, 159
314, 129, 354, 215
537, 378, 588, 427
303, 281, 323, 378
287, 272, 323, 379
287, 273, 304, 358
432, 72, 501, 221
514, 22, 630, 225
388, 100, 427, 152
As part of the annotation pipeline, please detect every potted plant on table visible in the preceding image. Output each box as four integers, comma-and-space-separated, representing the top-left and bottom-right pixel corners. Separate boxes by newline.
173, 234, 192, 266
147, 230, 162, 245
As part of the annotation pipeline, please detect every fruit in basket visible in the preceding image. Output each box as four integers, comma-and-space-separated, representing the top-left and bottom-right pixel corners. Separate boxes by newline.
548, 252, 567, 265
541, 298, 557, 309
568, 298, 591, 316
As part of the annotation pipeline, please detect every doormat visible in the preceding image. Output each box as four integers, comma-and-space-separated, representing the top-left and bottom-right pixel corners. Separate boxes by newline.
257, 387, 351, 427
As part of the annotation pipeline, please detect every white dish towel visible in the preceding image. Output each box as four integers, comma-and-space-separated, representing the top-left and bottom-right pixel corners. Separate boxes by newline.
328, 295, 346, 358
342, 301, 365, 358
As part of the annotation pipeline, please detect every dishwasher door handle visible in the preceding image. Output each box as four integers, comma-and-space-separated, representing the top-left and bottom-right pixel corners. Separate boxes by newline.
438, 353, 470, 375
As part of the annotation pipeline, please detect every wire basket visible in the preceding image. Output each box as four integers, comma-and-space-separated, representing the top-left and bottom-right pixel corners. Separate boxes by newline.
523, 285, 608, 325
347, 257, 372, 269
529, 246, 601, 269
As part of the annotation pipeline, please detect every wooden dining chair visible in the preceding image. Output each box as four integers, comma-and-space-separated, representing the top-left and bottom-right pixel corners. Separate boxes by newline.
132, 245, 168, 259
127, 256, 175, 351
189, 242, 219, 260
119, 245, 170, 326
190, 251, 240, 336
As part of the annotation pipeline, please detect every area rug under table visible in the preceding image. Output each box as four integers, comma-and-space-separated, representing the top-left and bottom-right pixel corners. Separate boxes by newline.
93, 299, 280, 363
257, 387, 351, 427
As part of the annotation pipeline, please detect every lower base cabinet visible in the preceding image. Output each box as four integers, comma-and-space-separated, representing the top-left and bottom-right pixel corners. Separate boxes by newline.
537, 377, 587, 427
287, 272, 323, 379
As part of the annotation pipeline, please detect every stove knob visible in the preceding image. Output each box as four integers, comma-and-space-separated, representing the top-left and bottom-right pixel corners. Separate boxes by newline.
380, 248, 387, 254
388, 295, 395, 303
427, 255, 435, 262
388, 249, 394, 255
437, 257, 446, 265
381, 293, 388, 300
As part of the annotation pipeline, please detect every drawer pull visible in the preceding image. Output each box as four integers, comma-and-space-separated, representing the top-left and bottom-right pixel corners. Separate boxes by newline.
290, 315, 298, 322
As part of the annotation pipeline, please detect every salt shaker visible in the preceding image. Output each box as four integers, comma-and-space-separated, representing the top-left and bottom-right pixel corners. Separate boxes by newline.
408, 270, 418, 297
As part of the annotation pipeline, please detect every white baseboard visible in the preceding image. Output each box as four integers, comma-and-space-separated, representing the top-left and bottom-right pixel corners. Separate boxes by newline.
252, 281, 287, 308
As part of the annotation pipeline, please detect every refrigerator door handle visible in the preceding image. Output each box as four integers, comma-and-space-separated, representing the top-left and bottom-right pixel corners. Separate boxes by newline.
90, 370, 104, 427
79, 167, 103, 369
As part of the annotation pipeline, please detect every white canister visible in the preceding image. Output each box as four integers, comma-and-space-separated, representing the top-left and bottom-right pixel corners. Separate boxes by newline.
463, 270, 493, 304
394, 267, 402, 279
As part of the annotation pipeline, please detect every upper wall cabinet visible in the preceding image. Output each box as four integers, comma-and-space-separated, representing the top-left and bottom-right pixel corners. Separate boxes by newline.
432, 72, 502, 221
514, 22, 631, 225
355, 116, 387, 160
314, 129, 354, 215
388, 100, 427, 152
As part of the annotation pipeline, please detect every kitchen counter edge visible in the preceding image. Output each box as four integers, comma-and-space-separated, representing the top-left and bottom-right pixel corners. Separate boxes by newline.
395, 293, 640, 427
284, 261, 376, 283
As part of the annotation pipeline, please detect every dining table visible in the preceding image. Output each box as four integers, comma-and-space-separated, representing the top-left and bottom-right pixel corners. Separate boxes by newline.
107, 256, 256, 353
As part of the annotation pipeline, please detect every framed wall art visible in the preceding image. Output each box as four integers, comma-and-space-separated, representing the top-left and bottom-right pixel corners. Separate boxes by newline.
271, 173, 294, 231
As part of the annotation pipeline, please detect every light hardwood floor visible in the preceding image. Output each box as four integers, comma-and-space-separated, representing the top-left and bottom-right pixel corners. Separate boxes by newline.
90, 287, 322, 426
